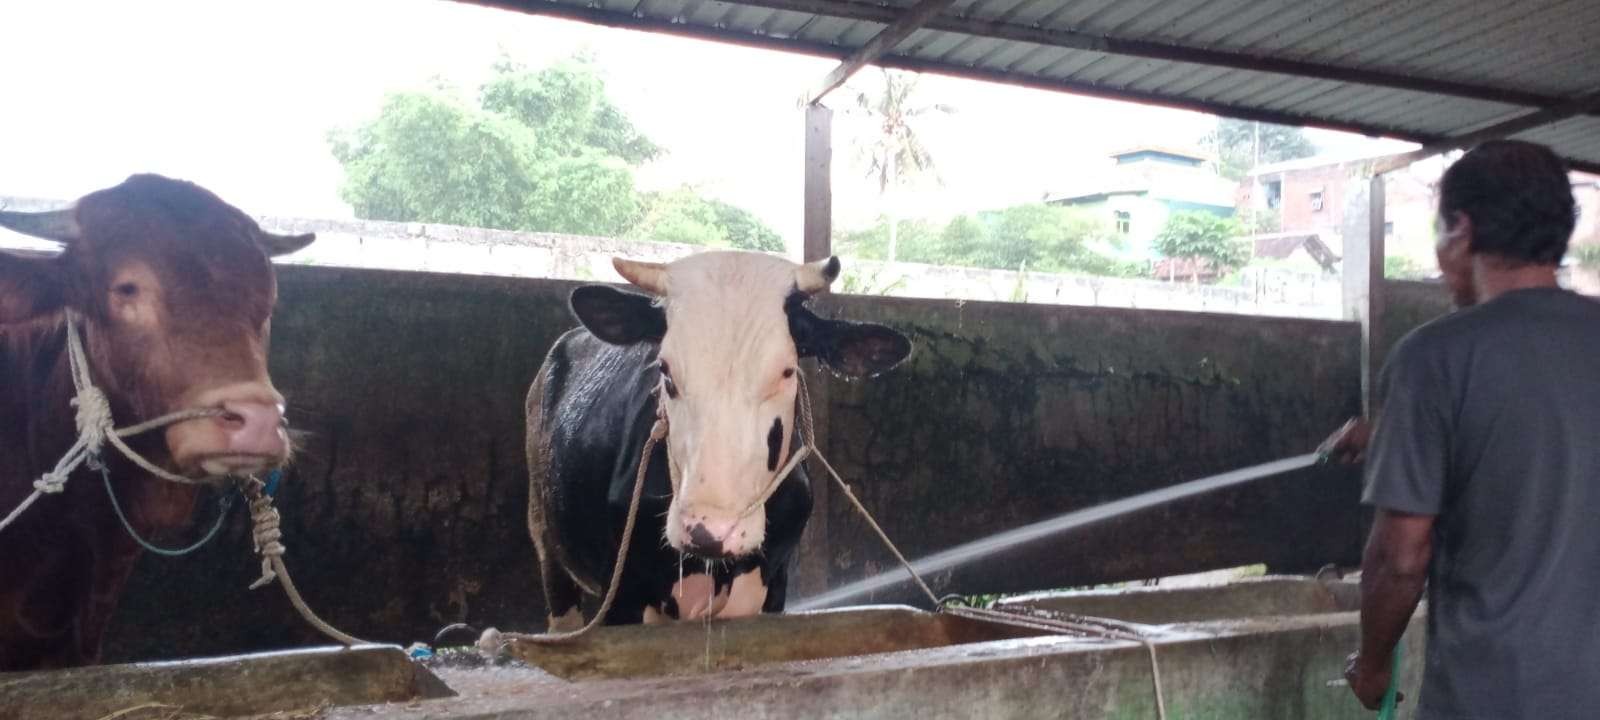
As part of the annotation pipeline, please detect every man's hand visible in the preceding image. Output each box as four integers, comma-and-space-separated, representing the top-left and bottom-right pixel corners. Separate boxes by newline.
1317, 417, 1372, 464
1344, 650, 1402, 710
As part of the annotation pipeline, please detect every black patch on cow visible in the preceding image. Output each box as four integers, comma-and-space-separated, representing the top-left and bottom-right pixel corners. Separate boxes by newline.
767, 417, 783, 471
784, 291, 914, 377
688, 523, 722, 556
569, 285, 666, 345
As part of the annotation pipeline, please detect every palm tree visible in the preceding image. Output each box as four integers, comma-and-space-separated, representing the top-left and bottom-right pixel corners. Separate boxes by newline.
849, 69, 954, 262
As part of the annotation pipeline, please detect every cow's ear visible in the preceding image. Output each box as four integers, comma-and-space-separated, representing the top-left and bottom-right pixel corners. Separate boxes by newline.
0, 251, 66, 326
788, 301, 911, 377
570, 285, 666, 345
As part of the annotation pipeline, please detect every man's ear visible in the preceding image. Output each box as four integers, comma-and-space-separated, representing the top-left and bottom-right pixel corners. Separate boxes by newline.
788, 301, 912, 377
0, 251, 66, 326
569, 285, 666, 345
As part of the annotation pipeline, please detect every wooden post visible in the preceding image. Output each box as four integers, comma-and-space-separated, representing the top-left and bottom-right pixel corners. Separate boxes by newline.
1341, 174, 1386, 416
794, 102, 835, 601
803, 104, 834, 263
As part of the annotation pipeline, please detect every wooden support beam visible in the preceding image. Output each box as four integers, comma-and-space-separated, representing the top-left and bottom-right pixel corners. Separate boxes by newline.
803, 103, 834, 262
794, 103, 835, 600
800, 0, 958, 106
1341, 175, 1386, 417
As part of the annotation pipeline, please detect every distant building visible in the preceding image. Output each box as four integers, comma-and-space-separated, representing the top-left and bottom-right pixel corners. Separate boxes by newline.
1045, 146, 1235, 264
1242, 155, 1600, 286
1250, 232, 1340, 275
1238, 152, 1440, 275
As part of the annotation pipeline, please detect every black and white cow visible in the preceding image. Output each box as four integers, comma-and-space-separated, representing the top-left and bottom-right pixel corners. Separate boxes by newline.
527, 251, 911, 627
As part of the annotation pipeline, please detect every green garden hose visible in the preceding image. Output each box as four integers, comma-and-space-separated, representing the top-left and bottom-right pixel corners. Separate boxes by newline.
1377, 644, 1402, 720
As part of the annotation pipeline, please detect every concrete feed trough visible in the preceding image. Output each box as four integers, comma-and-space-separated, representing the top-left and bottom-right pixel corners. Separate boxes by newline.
331, 575, 1420, 719
0, 577, 1422, 718
507, 605, 1045, 681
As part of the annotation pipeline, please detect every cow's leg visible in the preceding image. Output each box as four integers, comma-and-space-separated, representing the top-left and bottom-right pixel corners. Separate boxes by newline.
533, 536, 584, 633
717, 569, 768, 619
761, 563, 790, 613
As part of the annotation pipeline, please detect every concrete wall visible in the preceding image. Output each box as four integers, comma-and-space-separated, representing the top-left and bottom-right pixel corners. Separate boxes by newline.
0, 201, 1349, 319
100, 267, 1449, 661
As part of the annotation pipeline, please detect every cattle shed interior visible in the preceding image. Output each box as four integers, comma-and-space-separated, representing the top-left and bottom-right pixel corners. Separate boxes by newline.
8, 1, 1599, 718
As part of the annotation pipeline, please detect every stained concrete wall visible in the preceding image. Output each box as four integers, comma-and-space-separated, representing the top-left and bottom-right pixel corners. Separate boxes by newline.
102, 267, 1448, 661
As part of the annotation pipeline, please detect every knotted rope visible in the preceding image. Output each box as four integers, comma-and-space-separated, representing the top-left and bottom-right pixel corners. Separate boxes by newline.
1, 311, 223, 533
0, 309, 364, 648
238, 474, 364, 646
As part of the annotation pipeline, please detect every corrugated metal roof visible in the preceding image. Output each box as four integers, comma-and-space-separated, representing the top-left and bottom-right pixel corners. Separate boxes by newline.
471, 0, 1600, 171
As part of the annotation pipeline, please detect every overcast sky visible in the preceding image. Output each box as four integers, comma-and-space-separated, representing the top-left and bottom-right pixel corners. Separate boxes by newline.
0, 0, 1413, 245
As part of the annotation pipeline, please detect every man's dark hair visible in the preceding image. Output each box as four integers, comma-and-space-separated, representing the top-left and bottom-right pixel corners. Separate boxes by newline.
1439, 140, 1576, 266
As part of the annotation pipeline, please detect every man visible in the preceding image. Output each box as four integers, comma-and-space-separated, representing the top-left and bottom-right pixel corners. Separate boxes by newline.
1339, 140, 1598, 717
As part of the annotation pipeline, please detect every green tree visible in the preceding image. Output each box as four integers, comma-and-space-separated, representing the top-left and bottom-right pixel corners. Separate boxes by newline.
707, 199, 784, 252
839, 265, 909, 296
629, 187, 727, 246
964, 204, 1131, 275
1204, 118, 1317, 181
629, 187, 785, 251
849, 69, 955, 262
479, 55, 661, 164
1153, 211, 1249, 283
835, 204, 1144, 277
932, 214, 991, 265
835, 216, 941, 262
1574, 244, 1600, 270
329, 55, 652, 237
1384, 255, 1429, 280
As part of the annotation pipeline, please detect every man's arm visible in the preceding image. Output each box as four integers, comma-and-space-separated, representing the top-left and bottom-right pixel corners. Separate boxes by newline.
1346, 509, 1434, 709
1317, 417, 1372, 464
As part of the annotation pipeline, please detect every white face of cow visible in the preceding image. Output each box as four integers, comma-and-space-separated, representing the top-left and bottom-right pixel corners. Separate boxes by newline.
569, 251, 911, 560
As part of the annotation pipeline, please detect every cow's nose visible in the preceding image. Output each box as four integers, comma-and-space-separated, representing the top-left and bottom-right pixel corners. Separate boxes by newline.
684, 519, 737, 558
217, 400, 288, 459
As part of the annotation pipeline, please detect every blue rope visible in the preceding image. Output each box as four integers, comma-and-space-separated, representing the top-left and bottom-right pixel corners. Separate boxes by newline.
99, 462, 233, 557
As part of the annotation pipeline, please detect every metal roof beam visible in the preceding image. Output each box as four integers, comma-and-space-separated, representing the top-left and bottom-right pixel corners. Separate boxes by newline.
800, 0, 957, 105
1369, 90, 1600, 175
460, 0, 1600, 175
469, 0, 1444, 140
732, 0, 1585, 112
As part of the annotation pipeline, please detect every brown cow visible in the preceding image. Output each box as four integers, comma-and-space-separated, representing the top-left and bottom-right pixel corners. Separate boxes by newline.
0, 174, 313, 670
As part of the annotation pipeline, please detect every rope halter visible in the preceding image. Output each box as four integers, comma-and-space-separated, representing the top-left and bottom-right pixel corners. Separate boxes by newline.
1, 309, 226, 532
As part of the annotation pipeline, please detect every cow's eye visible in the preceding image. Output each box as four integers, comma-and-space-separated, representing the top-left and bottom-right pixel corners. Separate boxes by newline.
113, 282, 139, 298
782, 368, 796, 379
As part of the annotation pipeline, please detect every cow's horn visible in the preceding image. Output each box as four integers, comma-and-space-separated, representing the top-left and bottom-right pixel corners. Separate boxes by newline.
796, 256, 841, 294
0, 208, 81, 243
613, 257, 669, 296
257, 230, 316, 258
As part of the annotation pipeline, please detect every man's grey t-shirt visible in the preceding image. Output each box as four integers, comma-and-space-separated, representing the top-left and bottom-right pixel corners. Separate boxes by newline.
1364, 287, 1600, 720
